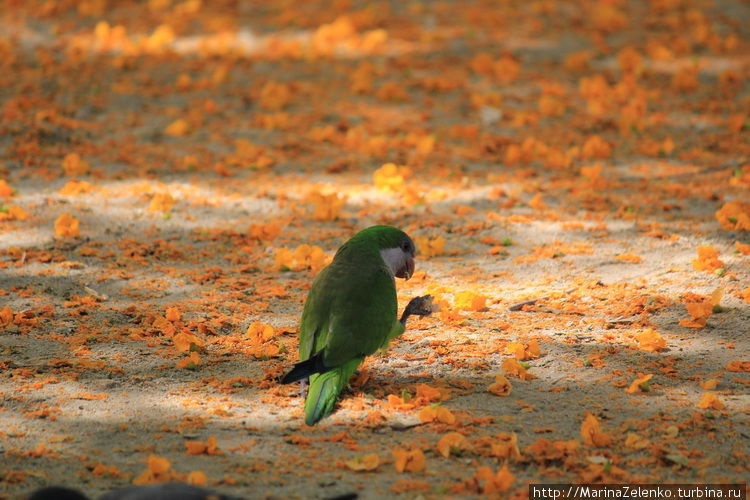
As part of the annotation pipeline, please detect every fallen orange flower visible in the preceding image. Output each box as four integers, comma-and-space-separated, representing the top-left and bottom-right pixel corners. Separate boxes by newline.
581, 134, 612, 160
634, 329, 667, 352
246, 321, 275, 343
55, 213, 80, 238
474, 464, 515, 494
413, 235, 445, 258
0, 306, 13, 325
148, 193, 176, 212
701, 379, 720, 390
418, 405, 455, 424
580, 412, 612, 447
487, 375, 512, 396
274, 245, 328, 272
185, 436, 222, 456
91, 464, 122, 477
186, 470, 208, 487
133, 455, 176, 485
173, 331, 204, 353
623, 432, 650, 449
0, 179, 14, 198
392, 448, 425, 473
258, 81, 293, 111
524, 438, 579, 462
386, 394, 414, 411
454, 290, 487, 311
616, 253, 642, 263
691, 246, 724, 273
59, 180, 96, 195
436, 432, 468, 458
715, 201, 750, 231
62, 152, 89, 176
0, 205, 30, 222
490, 433, 522, 460
306, 189, 346, 221
414, 383, 444, 404
679, 288, 722, 329
502, 357, 535, 380
624, 373, 653, 394
72, 392, 108, 401
176, 351, 201, 369
696, 392, 724, 410
528, 193, 547, 210
249, 222, 282, 242
725, 361, 750, 372
344, 453, 380, 472
373, 163, 410, 192
165, 118, 190, 137
505, 340, 540, 360
165, 307, 181, 322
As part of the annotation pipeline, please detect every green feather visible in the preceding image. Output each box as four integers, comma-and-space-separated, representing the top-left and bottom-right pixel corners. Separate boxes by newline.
304, 358, 361, 425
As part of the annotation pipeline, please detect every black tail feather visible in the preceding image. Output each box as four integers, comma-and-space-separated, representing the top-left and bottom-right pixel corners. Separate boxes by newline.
280, 351, 331, 384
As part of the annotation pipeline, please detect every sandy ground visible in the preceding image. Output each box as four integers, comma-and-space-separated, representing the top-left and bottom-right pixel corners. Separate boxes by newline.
1, 1, 749, 499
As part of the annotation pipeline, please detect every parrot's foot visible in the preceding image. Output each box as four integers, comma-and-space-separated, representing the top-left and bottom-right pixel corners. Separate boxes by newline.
400, 294, 437, 325
299, 379, 307, 399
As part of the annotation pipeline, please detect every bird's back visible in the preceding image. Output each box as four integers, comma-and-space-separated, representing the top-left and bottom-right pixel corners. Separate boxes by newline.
298, 247, 397, 367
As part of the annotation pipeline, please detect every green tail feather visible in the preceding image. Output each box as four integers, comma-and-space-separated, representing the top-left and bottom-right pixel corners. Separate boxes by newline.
304, 358, 361, 426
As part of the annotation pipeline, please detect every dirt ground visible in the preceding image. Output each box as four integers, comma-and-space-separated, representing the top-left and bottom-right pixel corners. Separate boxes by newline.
1, 1, 749, 499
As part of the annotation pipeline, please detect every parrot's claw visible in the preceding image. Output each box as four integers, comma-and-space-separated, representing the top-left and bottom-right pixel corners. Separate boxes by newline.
400, 294, 436, 325
299, 379, 307, 399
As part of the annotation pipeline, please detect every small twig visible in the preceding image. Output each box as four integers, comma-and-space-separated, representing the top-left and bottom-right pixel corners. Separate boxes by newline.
607, 316, 636, 325
508, 288, 576, 312
617, 160, 744, 183
508, 298, 542, 311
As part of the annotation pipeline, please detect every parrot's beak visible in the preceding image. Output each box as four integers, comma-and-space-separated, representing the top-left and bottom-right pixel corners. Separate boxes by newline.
396, 256, 415, 280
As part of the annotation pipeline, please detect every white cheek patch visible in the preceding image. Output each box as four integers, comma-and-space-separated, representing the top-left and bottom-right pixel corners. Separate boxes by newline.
380, 247, 405, 277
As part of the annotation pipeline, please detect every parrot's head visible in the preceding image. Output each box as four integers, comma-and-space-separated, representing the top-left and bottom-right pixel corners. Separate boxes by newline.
350, 225, 417, 280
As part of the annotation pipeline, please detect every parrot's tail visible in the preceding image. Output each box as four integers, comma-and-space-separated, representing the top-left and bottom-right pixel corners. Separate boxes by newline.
280, 351, 329, 384
304, 358, 362, 426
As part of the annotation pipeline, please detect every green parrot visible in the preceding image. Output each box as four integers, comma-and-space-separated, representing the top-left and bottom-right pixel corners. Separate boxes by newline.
280, 225, 433, 425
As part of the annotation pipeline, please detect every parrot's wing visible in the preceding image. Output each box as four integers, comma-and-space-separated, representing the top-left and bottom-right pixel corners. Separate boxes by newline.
298, 265, 334, 361
323, 265, 397, 367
